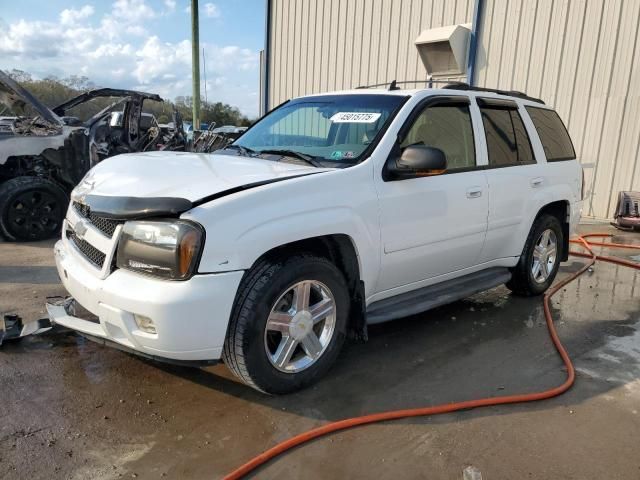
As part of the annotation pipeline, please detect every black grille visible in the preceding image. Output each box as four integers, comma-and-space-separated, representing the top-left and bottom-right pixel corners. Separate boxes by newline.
73, 202, 122, 237
67, 230, 106, 268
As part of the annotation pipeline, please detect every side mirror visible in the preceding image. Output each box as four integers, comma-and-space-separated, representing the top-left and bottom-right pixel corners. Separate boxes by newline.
388, 145, 447, 179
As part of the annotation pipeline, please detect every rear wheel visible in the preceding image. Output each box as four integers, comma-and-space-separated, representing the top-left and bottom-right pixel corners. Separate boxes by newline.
223, 254, 349, 394
506, 214, 563, 296
0, 177, 68, 242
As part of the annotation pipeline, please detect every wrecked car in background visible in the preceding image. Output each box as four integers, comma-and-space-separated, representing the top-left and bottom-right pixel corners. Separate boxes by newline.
192, 123, 248, 153
0, 70, 185, 241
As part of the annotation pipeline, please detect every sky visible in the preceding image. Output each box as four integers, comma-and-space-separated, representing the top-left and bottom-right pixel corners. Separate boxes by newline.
0, 0, 265, 117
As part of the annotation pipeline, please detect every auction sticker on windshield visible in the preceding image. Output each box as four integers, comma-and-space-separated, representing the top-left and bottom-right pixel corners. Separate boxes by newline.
330, 112, 382, 123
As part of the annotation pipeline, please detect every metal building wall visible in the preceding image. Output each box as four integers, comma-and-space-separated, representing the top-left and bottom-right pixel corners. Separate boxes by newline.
267, 0, 640, 219
267, 0, 474, 105
475, 0, 640, 219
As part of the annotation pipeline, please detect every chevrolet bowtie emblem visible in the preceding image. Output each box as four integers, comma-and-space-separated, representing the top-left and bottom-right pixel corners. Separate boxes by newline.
74, 219, 89, 240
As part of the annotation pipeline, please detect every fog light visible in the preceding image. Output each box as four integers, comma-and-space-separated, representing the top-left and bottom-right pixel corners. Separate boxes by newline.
134, 314, 157, 334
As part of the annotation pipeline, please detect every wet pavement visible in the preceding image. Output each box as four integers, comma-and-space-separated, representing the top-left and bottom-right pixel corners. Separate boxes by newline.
1, 226, 639, 479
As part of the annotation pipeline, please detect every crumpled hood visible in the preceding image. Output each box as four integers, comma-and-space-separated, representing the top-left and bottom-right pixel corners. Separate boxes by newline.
76, 151, 328, 203
0, 69, 62, 126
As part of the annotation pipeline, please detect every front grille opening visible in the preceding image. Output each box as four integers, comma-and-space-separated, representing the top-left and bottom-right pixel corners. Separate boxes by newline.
67, 230, 106, 269
73, 202, 123, 238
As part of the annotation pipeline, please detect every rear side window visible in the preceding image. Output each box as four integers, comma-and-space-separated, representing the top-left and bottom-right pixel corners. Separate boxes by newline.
525, 107, 576, 161
480, 108, 535, 167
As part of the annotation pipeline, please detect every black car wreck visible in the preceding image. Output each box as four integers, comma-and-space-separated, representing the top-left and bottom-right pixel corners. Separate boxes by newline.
0, 70, 185, 241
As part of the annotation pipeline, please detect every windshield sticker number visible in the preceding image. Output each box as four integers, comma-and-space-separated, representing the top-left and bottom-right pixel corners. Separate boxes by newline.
330, 112, 382, 123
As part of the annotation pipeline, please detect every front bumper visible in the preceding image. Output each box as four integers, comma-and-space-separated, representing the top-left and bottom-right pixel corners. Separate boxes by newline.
50, 240, 244, 361
0, 314, 51, 345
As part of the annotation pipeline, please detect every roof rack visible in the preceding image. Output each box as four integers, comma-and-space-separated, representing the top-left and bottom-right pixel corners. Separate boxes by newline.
442, 82, 545, 104
355, 79, 545, 104
355, 79, 455, 90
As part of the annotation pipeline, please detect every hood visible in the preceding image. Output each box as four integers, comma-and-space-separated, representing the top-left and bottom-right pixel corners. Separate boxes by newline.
0, 70, 62, 126
75, 151, 330, 205
52, 88, 163, 116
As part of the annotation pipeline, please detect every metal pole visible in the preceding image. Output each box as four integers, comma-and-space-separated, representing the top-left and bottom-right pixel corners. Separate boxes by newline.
202, 47, 208, 104
191, 0, 201, 129
466, 0, 485, 86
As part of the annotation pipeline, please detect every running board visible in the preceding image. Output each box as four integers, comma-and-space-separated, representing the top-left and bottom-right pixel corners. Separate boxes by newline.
366, 267, 512, 325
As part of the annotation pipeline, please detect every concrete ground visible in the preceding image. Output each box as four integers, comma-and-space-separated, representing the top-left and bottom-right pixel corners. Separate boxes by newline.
1, 225, 639, 480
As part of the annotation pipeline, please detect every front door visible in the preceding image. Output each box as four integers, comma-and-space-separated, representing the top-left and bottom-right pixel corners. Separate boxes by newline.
375, 96, 489, 293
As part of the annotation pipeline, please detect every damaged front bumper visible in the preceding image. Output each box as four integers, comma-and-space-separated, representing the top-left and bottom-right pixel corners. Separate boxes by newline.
45, 296, 219, 367
0, 313, 52, 345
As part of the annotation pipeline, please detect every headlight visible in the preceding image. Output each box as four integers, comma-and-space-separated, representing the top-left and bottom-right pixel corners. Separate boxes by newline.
116, 220, 204, 280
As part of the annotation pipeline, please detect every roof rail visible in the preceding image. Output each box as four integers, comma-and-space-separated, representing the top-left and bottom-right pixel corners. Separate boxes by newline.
355, 79, 456, 90
442, 82, 545, 104
356, 78, 545, 105
354, 79, 545, 104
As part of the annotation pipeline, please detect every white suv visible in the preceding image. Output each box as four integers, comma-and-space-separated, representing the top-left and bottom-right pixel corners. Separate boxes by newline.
47, 84, 583, 393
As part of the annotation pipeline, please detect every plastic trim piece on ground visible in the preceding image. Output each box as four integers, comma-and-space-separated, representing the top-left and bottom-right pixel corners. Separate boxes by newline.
223, 234, 640, 480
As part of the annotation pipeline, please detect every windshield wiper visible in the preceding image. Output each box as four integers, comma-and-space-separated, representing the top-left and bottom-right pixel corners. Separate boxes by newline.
258, 149, 323, 167
222, 144, 257, 156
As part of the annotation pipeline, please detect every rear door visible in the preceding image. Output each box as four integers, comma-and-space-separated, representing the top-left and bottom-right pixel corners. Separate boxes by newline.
375, 96, 489, 292
475, 97, 543, 262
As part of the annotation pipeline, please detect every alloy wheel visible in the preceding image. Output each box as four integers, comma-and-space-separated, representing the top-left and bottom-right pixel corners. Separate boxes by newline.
264, 280, 337, 373
531, 228, 558, 283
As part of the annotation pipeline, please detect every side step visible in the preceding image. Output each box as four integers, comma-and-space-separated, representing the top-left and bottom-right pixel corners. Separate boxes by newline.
366, 267, 512, 325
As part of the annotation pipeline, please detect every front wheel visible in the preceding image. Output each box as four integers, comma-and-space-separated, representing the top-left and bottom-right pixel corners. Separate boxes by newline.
0, 177, 68, 242
506, 214, 564, 296
223, 254, 349, 394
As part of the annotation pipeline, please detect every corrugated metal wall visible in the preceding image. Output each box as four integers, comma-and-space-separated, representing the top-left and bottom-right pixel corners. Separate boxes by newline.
267, 0, 640, 219
267, 0, 474, 104
476, 0, 640, 219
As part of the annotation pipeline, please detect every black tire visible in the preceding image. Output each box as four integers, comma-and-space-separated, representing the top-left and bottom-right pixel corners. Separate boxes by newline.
506, 213, 564, 296
222, 254, 349, 394
0, 176, 68, 242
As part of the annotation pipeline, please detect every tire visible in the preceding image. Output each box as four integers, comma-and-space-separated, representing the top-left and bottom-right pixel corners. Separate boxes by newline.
222, 254, 350, 394
506, 213, 564, 296
0, 176, 68, 242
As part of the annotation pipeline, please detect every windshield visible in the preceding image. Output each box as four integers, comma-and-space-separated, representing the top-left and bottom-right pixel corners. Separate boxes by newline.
234, 94, 407, 165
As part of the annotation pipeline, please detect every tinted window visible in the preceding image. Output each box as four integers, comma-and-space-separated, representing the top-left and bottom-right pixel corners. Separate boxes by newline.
481, 108, 535, 166
526, 107, 576, 161
401, 105, 476, 170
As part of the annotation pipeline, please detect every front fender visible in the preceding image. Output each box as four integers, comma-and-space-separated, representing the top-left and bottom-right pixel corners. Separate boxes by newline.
184, 162, 381, 294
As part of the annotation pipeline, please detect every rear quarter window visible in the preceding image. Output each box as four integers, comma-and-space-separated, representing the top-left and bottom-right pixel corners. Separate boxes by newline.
525, 107, 576, 162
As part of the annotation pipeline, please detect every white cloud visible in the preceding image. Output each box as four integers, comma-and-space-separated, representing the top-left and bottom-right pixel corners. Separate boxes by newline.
0, 1, 259, 116
60, 5, 95, 26
164, 0, 177, 13
203, 3, 220, 18
112, 0, 155, 22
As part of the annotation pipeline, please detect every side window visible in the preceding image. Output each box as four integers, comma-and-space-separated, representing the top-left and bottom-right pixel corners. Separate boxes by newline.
525, 107, 576, 161
400, 104, 476, 171
480, 107, 535, 167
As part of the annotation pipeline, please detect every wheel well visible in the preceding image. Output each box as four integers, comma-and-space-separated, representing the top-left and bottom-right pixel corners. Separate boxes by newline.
254, 234, 367, 341
536, 200, 570, 261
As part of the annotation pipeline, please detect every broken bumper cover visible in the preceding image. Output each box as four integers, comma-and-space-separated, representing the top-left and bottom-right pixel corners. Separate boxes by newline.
0, 314, 52, 345
50, 240, 244, 362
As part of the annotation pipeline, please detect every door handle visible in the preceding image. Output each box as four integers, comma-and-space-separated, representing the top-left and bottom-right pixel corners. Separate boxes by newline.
530, 177, 544, 188
466, 187, 483, 199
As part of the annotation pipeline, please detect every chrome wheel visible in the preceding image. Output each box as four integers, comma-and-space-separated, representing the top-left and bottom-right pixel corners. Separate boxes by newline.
532, 228, 557, 283
264, 280, 336, 373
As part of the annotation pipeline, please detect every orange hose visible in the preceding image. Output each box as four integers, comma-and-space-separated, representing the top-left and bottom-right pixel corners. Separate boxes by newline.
223, 234, 640, 480
570, 232, 640, 250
